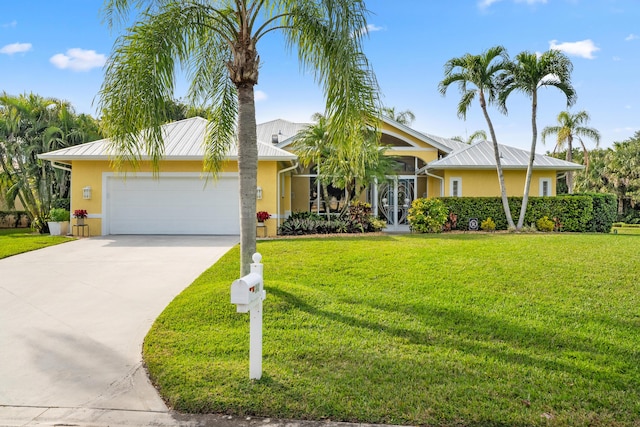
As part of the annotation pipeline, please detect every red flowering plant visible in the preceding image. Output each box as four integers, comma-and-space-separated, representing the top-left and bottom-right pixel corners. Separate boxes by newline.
73, 209, 88, 219
256, 211, 271, 222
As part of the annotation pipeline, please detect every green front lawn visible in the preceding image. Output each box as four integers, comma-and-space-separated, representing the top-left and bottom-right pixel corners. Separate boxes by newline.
144, 234, 640, 426
0, 228, 71, 259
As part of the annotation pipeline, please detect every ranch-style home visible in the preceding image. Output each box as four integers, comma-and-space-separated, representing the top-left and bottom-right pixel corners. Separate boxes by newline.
39, 116, 583, 236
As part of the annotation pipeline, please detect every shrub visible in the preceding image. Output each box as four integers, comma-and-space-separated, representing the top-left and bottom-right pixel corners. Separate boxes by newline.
480, 217, 496, 231
536, 216, 555, 232
408, 198, 448, 233
49, 208, 70, 222
370, 218, 387, 232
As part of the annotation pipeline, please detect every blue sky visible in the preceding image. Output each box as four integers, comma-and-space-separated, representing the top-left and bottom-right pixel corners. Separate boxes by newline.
1, 0, 638, 152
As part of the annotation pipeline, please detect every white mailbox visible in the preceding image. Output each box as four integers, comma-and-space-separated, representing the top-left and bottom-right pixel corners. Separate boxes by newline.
230, 252, 267, 380
230, 272, 264, 312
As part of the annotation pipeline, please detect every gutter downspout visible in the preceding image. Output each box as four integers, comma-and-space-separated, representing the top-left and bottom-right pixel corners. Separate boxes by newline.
416, 164, 445, 198
277, 161, 299, 228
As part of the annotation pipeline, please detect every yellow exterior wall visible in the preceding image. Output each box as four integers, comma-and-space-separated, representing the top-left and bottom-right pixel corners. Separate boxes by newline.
442, 169, 557, 197
291, 176, 311, 213
69, 159, 282, 237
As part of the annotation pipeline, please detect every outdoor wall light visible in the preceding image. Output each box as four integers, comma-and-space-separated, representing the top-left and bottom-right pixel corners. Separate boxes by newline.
256, 186, 263, 200
82, 186, 92, 200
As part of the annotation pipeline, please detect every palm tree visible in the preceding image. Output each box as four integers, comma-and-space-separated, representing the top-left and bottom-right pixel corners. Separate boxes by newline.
98, 0, 380, 275
382, 106, 415, 126
439, 45, 515, 229
292, 112, 390, 206
451, 129, 488, 144
542, 110, 600, 193
499, 50, 576, 229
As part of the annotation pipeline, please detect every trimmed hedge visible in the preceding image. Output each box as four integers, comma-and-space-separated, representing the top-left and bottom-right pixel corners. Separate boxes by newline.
438, 194, 614, 233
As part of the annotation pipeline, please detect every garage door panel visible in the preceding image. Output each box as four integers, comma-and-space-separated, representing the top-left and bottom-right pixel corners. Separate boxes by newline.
107, 175, 239, 235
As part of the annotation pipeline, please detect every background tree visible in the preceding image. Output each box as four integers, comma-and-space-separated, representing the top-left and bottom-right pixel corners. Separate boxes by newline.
602, 133, 640, 215
499, 50, 576, 229
439, 45, 515, 229
99, 0, 379, 275
541, 110, 600, 193
292, 113, 392, 206
382, 106, 415, 126
0, 93, 101, 230
451, 129, 487, 144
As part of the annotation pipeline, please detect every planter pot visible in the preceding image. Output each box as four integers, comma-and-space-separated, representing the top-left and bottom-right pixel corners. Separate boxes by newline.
48, 221, 69, 236
257, 222, 265, 227
76, 218, 85, 226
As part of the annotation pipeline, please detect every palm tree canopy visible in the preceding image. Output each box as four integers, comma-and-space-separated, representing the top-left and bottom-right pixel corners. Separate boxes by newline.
382, 106, 415, 126
438, 45, 509, 119
499, 50, 576, 112
99, 0, 380, 171
542, 110, 601, 151
451, 129, 488, 144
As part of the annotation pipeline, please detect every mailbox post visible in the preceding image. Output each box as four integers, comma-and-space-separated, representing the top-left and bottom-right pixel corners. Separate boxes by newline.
230, 253, 266, 380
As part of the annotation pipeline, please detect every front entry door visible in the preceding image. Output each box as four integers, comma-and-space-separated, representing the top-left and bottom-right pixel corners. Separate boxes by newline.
377, 176, 415, 231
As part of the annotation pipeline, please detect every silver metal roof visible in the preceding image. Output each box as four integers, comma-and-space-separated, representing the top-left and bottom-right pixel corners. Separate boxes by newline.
256, 119, 309, 146
425, 140, 585, 171
39, 117, 297, 162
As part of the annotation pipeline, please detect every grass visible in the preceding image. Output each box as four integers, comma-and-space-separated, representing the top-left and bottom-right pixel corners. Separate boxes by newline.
612, 226, 640, 235
0, 228, 71, 259
144, 234, 640, 427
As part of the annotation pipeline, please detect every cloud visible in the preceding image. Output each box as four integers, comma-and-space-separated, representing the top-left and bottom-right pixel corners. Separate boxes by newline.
2, 20, 17, 28
353, 23, 384, 37
613, 56, 621, 61
479, 0, 546, 9
549, 39, 599, 59
254, 90, 268, 102
50, 48, 106, 71
625, 34, 638, 41
0, 42, 32, 54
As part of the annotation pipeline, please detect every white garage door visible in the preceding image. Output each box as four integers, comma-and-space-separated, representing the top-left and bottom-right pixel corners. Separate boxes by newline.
106, 173, 239, 235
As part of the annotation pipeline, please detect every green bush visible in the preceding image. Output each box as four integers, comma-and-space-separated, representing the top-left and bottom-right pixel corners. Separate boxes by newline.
441, 195, 600, 232
577, 193, 617, 233
480, 217, 496, 231
536, 216, 555, 232
408, 198, 449, 233
278, 203, 382, 235
48, 208, 70, 222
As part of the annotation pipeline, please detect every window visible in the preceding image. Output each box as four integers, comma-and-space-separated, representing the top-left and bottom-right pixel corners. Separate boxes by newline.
450, 178, 462, 197
539, 178, 551, 197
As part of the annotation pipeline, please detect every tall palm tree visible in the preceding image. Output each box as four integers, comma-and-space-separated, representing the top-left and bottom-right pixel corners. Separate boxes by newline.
439, 45, 515, 229
451, 129, 487, 144
99, 0, 380, 275
499, 50, 576, 229
382, 106, 415, 126
542, 110, 600, 193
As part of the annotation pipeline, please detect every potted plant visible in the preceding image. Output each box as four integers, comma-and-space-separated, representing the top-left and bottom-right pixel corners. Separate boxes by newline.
48, 208, 70, 236
73, 209, 88, 225
256, 211, 271, 226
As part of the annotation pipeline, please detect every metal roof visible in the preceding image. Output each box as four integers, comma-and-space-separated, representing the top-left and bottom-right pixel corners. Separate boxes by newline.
256, 119, 309, 146
39, 117, 297, 162
425, 140, 585, 171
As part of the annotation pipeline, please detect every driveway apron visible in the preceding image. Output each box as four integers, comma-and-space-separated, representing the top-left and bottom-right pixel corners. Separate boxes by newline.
0, 235, 238, 414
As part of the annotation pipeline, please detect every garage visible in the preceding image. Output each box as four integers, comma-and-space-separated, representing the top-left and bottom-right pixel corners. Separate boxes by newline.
105, 173, 239, 235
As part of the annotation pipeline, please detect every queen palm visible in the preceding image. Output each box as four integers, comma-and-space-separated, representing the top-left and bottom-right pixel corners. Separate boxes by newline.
382, 106, 415, 126
542, 110, 600, 193
499, 50, 576, 229
439, 45, 515, 229
99, 0, 379, 274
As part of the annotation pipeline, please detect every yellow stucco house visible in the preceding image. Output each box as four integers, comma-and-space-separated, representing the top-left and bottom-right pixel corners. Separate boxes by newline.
40, 116, 582, 236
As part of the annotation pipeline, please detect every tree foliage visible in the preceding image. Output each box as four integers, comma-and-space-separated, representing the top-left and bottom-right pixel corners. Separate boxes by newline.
0, 93, 102, 231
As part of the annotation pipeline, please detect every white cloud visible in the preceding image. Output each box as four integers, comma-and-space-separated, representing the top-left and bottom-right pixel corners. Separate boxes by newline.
2, 20, 17, 28
479, 0, 546, 9
549, 39, 599, 59
50, 48, 106, 71
625, 34, 638, 41
353, 23, 384, 38
254, 90, 268, 102
0, 42, 32, 55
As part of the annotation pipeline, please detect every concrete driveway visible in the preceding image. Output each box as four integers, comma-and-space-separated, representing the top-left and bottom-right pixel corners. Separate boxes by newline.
0, 235, 238, 425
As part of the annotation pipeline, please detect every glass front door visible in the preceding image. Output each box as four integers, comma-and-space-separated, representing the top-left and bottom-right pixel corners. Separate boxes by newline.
377, 177, 415, 229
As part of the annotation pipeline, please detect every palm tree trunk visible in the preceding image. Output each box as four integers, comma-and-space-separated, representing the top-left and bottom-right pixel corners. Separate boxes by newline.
566, 135, 574, 194
481, 97, 515, 229
237, 84, 258, 276
517, 93, 538, 229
